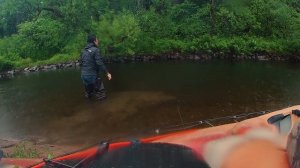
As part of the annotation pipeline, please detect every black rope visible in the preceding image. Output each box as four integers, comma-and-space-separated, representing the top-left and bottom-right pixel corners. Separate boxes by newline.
157, 111, 269, 133
101, 111, 271, 141
43, 142, 109, 168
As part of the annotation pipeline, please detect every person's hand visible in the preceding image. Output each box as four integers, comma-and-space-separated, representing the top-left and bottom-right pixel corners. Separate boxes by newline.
107, 73, 112, 80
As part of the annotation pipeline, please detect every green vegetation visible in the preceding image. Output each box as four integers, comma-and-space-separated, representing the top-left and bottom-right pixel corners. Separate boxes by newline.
0, 0, 299, 71
5, 141, 55, 159
9, 142, 40, 158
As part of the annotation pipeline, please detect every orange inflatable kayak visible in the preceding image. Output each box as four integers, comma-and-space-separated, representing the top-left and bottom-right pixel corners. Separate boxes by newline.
1, 105, 299, 168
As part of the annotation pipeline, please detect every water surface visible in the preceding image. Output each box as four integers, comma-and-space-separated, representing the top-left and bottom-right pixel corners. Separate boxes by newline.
0, 61, 300, 146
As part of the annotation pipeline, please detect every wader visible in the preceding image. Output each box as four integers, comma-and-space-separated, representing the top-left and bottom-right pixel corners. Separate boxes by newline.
82, 75, 106, 100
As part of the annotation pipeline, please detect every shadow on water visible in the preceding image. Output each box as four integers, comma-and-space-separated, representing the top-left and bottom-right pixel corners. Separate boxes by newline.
1, 61, 300, 146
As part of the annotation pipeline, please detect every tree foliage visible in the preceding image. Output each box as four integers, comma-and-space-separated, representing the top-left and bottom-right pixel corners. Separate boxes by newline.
0, 0, 299, 71
94, 11, 141, 56
18, 18, 67, 60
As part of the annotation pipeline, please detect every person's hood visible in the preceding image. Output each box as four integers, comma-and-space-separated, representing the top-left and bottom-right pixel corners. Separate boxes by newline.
85, 43, 96, 49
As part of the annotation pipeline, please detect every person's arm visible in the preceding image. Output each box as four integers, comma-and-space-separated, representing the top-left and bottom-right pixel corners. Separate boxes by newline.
94, 48, 112, 80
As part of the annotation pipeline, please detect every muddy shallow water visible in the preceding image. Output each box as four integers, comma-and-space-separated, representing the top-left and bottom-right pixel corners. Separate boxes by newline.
1, 61, 300, 148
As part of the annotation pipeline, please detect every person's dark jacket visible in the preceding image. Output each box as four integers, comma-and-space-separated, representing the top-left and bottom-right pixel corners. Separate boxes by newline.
80, 43, 108, 76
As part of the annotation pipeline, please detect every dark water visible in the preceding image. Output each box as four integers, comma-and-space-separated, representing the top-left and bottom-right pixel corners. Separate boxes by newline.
1, 61, 300, 146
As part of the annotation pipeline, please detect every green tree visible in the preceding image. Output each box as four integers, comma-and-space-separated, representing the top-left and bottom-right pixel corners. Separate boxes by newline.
94, 11, 141, 56
18, 18, 67, 60
249, 0, 298, 38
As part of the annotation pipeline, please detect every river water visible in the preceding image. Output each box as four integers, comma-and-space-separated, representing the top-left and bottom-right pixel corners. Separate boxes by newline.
0, 61, 300, 146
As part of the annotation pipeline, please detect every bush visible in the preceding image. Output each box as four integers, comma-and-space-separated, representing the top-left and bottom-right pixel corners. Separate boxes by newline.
48, 54, 77, 63
0, 57, 14, 71
18, 18, 67, 60
61, 31, 86, 57
93, 11, 141, 56
14, 58, 33, 69
138, 8, 176, 40
0, 35, 22, 61
249, 0, 298, 38
152, 39, 187, 54
134, 34, 155, 55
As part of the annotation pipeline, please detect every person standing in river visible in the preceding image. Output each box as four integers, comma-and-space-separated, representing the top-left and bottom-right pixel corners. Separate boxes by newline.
79, 34, 112, 100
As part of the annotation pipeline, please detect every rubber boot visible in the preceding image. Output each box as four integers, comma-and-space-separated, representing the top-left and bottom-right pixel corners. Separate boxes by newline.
84, 84, 94, 99
95, 78, 107, 101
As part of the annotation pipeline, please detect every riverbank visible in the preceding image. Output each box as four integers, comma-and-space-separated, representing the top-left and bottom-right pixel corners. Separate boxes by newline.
1, 54, 299, 80
0, 138, 79, 159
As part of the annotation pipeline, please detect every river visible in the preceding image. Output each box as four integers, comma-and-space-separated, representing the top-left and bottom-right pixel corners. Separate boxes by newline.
0, 61, 300, 146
